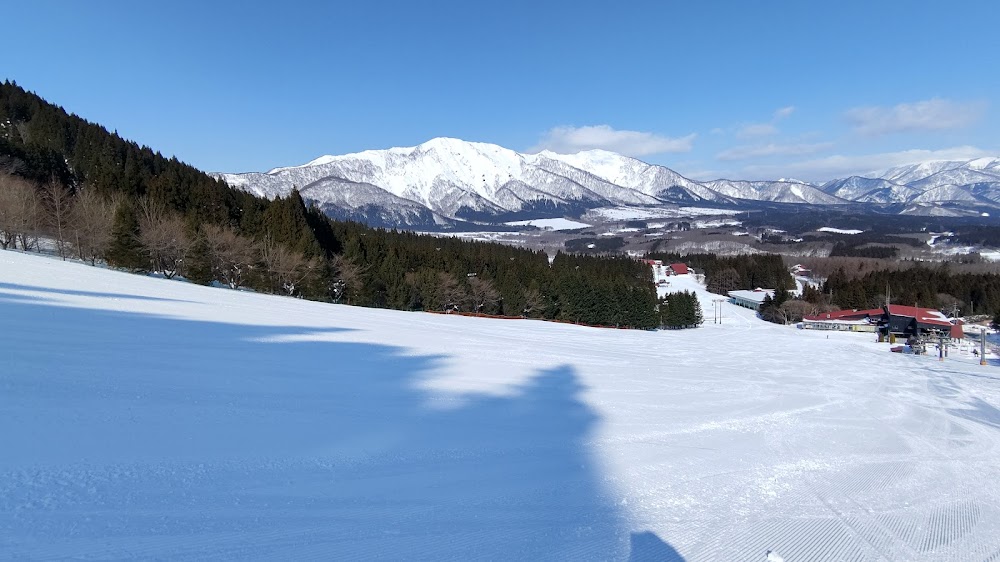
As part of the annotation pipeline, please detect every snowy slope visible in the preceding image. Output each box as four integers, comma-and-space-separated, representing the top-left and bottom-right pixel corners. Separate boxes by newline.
705, 178, 846, 205
820, 176, 916, 203
537, 149, 728, 203
6, 250, 1000, 560
871, 158, 1000, 186
302, 177, 455, 228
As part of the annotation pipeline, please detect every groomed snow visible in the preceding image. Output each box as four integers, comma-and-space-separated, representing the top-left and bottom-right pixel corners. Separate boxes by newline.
504, 217, 591, 230
5, 251, 1000, 560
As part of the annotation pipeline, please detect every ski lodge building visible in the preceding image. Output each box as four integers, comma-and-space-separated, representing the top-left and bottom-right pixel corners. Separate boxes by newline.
727, 289, 774, 311
639, 260, 688, 277
881, 304, 958, 338
801, 308, 882, 332
802, 304, 964, 338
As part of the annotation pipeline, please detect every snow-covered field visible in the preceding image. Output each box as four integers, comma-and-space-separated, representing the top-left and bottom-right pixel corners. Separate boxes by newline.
504, 217, 591, 230
5, 251, 1000, 560
817, 227, 864, 235
585, 206, 742, 221
414, 230, 532, 244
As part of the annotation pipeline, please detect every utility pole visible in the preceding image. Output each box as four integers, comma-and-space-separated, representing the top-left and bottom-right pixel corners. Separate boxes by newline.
982, 327, 988, 366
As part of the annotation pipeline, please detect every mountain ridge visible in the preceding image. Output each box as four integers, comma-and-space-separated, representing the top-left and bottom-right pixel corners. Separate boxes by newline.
215, 138, 1000, 228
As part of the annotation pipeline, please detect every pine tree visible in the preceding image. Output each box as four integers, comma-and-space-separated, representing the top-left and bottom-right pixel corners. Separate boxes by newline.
105, 202, 147, 272
184, 227, 214, 285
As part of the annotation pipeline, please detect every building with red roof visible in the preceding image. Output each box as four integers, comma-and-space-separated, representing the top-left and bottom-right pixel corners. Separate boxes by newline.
668, 263, 688, 275
802, 305, 963, 337
802, 308, 883, 332
880, 304, 961, 338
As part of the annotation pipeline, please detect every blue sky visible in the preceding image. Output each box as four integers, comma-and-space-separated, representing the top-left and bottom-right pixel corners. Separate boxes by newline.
3, 1, 997, 181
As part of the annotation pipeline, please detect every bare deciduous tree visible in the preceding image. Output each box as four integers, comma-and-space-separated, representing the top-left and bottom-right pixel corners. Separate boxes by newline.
260, 236, 316, 295
135, 197, 187, 278
202, 224, 257, 290
778, 300, 817, 324
41, 180, 73, 259
466, 276, 499, 314
522, 287, 546, 317
0, 174, 41, 251
141, 215, 189, 279
69, 188, 116, 265
330, 254, 363, 304
436, 272, 466, 312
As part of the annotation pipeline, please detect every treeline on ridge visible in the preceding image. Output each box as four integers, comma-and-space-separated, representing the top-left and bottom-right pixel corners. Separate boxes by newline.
0, 80, 665, 329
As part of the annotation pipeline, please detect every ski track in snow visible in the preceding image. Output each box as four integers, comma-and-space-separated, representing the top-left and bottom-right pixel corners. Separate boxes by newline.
4, 250, 1000, 560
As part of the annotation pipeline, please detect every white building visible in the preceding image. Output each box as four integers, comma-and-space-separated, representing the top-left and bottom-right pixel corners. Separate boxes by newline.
727, 289, 775, 311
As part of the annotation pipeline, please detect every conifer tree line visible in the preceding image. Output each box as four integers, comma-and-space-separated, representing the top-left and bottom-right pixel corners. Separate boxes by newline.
0, 80, 667, 328
646, 252, 793, 296
658, 290, 703, 329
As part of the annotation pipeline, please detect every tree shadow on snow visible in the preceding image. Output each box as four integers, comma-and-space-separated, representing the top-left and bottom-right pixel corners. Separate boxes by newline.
629, 531, 685, 562
0, 280, 195, 303
0, 293, 686, 560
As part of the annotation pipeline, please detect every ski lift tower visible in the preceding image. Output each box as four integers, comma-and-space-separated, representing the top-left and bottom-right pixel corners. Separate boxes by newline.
712, 298, 726, 324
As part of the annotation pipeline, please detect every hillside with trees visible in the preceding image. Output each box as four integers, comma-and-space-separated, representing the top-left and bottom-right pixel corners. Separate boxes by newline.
0, 81, 662, 329
646, 252, 793, 297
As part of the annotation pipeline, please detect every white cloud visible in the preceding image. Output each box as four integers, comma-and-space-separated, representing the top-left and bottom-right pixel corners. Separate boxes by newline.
735, 123, 778, 139
845, 98, 986, 136
734, 105, 796, 139
773, 106, 796, 120
531, 125, 695, 156
738, 145, 996, 181
717, 142, 834, 161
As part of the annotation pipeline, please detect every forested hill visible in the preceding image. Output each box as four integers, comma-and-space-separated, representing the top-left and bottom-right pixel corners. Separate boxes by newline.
0, 80, 660, 328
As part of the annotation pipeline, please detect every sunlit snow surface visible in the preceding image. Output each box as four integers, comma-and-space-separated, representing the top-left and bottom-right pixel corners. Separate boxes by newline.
4, 251, 1000, 560
587, 206, 743, 221
817, 227, 864, 235
504, 217, 591, 230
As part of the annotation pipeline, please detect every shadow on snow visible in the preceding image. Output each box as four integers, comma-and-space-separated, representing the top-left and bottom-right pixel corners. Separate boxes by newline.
0, 291, 685, 560
0, 280, 196, 303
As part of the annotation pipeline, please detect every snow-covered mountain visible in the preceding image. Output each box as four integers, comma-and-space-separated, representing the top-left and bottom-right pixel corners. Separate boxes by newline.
216, 139, 1000, 228
704, 178, 844, 205
820, 176, 914, 204
216, 138, 729, 227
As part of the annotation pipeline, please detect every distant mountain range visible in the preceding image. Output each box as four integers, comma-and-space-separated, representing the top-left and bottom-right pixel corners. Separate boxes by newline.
215, 138, 1000, 228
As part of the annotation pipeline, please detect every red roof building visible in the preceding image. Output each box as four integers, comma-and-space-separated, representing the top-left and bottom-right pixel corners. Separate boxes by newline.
882, 304, 956, 337
803, 308, 883, 322
884, 304, 952, 328
802, 304, 963, 337
668, 263, 688, 275
802, 308, 882, 332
